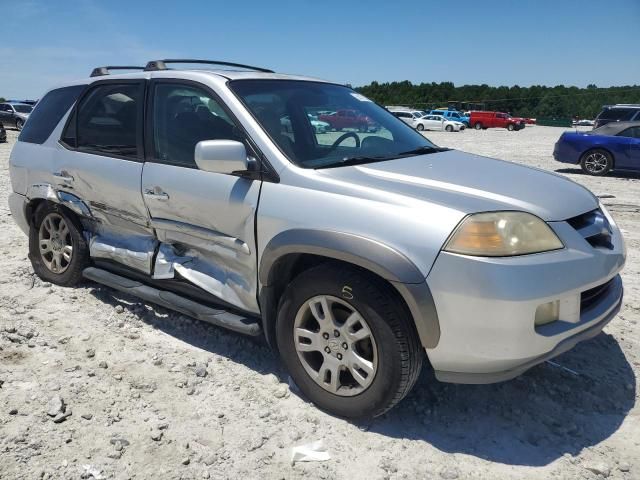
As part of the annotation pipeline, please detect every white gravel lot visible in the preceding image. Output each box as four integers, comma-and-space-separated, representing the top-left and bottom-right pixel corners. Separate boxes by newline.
1, 125, 638, 480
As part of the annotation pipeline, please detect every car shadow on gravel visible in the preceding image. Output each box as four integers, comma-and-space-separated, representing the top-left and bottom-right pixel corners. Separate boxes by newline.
88, 285, 635, 467
369, 332, 636, 466
555, 167, 640, 180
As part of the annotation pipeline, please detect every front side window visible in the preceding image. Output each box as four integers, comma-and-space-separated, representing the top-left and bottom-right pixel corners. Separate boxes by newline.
230, 80, 438, 169
151, 82, 242, 168
72, 83, 143, 159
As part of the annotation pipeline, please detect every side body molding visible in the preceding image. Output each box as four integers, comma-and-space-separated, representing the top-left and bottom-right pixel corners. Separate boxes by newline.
259, 229, 440, 348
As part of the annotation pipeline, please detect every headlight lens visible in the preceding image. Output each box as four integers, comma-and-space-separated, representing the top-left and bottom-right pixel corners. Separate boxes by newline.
444, 211, 564, 257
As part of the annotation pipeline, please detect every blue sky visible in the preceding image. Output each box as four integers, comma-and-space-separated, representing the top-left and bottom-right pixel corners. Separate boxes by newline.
2, 0, 639, 99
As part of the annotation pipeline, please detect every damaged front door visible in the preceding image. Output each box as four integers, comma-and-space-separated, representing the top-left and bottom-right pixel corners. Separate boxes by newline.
142, 79, 261, 313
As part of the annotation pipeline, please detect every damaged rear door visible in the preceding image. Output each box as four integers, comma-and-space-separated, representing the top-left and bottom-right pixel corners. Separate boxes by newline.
142, 79, 262, 313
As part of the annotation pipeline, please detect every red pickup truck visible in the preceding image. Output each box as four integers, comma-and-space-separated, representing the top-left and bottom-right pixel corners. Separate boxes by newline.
319, 109, 377, 132
470, 111, 525, 131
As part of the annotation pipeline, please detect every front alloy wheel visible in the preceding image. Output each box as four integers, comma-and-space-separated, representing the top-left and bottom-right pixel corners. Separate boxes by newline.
16, 118, 24, 131
276, 263, 423, 419
294, 295, 378, 396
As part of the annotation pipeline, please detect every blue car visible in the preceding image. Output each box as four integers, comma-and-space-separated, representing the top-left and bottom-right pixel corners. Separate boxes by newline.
429, 109, 470, 127
553, 122, 640, 176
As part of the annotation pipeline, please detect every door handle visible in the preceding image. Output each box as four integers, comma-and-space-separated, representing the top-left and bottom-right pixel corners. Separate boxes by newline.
144, 188, 170, 201
53, 171, 74, 182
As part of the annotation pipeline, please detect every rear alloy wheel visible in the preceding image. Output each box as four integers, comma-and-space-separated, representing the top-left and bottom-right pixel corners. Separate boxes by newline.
445, 125, 454, 132
507, 123, 515, 131
16, 118, 24, 131
29, 203, 89, 286
416, 123, 425, 131
474, 122, 483, 130
581, 149, 613, 176
276, 263, 423, 419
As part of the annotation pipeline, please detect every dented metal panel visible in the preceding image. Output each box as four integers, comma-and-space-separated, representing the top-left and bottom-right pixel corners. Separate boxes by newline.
90, 233, 157, 274
142, 162, 261, 314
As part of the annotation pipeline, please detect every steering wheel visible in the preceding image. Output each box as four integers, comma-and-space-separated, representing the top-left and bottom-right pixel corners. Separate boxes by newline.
328, 132, 360, 152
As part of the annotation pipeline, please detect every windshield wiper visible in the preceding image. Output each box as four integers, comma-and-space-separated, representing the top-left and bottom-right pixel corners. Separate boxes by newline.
397, 146, 450, 156
316, 154, 400, 169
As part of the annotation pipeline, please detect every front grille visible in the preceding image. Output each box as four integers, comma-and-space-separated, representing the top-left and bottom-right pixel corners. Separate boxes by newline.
581, 278, 614, 311
567, 208, 613, 250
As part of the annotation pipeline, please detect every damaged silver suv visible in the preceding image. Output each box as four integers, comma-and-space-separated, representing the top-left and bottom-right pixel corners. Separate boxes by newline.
9, 60, 626, 419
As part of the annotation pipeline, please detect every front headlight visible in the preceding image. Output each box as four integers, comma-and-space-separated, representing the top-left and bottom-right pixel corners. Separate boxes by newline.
444, 211, 564, 257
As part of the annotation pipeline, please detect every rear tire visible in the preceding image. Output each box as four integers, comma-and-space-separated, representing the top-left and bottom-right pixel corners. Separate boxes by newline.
28, 203, 89, 286
580, 149, 613, 176
276, 263, 423, 419
474, 122, 483, 130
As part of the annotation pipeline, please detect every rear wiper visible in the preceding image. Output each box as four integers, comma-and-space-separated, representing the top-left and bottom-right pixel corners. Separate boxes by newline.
397, 146, 450, 156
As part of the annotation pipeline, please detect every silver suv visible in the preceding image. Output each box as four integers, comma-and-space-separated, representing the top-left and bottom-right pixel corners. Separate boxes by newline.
9, 60, 626, 419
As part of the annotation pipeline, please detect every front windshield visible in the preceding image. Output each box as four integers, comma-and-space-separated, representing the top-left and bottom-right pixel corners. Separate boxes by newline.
230, 80, 438, 169
13, 104, 33, 113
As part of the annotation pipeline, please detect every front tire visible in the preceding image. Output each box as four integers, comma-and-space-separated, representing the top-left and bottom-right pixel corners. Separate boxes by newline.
276, 264, 423, 419
416, 123, 425, 131
445, 125, 454, 132
16, 118, 24, 131
580, 149, 613, 176
29, 203, 89, 286
507, 123, 515, 131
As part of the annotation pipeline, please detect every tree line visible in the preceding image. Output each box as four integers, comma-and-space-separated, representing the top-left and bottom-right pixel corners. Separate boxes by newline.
355, 81, 640, 119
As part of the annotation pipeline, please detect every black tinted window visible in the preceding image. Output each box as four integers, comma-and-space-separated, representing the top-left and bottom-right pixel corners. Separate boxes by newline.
75, 83, 142, 159
599, 108, 636, 121
18, 85, 85, 144
151, 82, 240, 168
618, 127, 640, 139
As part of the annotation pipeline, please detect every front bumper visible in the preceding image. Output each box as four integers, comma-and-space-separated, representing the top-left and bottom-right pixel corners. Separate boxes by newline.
425, 212, 625, 383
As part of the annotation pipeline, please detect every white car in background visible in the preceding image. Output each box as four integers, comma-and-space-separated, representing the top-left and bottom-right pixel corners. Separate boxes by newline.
389, 109, 424, 128
416, 114, 466, 132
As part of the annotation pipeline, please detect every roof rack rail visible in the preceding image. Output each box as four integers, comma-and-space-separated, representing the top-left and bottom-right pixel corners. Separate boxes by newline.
90, 66, 146, 77
144, 59, 274, 73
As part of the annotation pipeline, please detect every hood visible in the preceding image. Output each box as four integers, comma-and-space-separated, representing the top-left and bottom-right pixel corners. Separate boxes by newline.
321, 150, 598, 221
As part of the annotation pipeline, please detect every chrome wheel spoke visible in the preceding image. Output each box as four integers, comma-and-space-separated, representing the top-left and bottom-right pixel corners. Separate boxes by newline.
295, 328, 322, 352
344, 312, 371, 342
317, 358, 340, 394
39, 239, 52, 255
308, 296, 335, 329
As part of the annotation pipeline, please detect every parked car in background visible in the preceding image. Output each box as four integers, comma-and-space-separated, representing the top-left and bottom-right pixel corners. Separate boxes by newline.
594, 105, 640, 129
573, 119, 595, 127
388, 109, 424, 128
0, 102, 33, 130
318, 109, 378, 132
415, 114, 465, 132
553, 121, 640, 175
470, 111, 525, 131
0, 124, 6, 143
429, 109, 470, 127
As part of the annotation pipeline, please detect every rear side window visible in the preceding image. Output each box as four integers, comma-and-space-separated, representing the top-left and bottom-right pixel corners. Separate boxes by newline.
63, 82, 143, 160
598, 108, 636, 121
18, 85, 86, 144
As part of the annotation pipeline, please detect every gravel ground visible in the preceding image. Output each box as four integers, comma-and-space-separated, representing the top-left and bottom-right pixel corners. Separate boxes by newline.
0, 125, 638, 480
